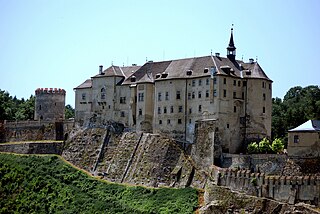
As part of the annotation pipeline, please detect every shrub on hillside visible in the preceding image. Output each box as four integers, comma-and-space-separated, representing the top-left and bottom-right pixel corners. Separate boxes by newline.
259, 138, 272, 153
247, 142, 259, 154
271, 138, 285, 153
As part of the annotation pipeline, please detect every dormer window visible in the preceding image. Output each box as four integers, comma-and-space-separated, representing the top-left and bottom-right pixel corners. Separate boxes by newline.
204, 68, 209, 73
186, 70, 192, 76
161, 72, 168, 78
131, 75, 136, 82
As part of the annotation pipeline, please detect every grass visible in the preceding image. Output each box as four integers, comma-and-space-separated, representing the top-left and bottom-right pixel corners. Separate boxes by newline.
0, 153, 198, 214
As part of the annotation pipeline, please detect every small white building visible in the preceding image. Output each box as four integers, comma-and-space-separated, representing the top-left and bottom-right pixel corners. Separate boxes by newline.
288, 120, 320, 157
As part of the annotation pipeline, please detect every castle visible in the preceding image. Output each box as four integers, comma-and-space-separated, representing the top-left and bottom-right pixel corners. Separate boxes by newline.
74, 28, 272, 153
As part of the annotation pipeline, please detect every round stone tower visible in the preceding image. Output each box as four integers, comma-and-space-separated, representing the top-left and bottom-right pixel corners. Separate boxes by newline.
34, 88, 66, 121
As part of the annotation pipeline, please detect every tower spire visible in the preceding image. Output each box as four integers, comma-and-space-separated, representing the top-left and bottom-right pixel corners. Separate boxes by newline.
227, 25, 236, 61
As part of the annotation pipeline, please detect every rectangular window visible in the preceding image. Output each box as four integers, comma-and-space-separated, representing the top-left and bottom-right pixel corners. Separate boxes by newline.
294, 135, 299, 144
159, 120, 162, 125
233, 80, 236, 86
158, 92, 162, 101
198, 91, 202, 98
138, 93, 144, 102
192, 92, 195, 99
224, 78, 226, 84
213, 77, 217, 84
198, 105, 202, 112
82, 93, 86, 100
263, 93, 266, 101
158, 107, 161, 114
223, 90, 227, 98
233, 92, 236, 98
238, 81, 241, 87
101, 93, 106, 100
206, 90, 209, 98
176, 91, 181, 99
214, 89, 217, 97
189, 119, 192, 124
192, 80, 196, 87
139, 108, 142, 116
262, 82, 265, 88
165, 92, 169, 100
164, 106, 167, 114
269, 83, 272, 90
188, 92, 191, 100
199, 79, 202, 86
167, 119, 171, 124
178, 106, 183, 113
234, 106, 236, 113
178, 119, 182, 124
170, 106, 174, 113
120, 97, 126, 104
243, 81, 247, 87
206, 78, 209, 85
120, 111, 125, 117
263, 106, 265, 113
189, 108, 192, 114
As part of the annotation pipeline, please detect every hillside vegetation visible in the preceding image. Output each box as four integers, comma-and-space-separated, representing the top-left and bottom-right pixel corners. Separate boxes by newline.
0, 153, 198, 214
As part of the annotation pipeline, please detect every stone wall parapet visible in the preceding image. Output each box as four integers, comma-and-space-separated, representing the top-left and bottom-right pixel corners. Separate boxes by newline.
35, 88, 66, 95
210, 165, 320, 206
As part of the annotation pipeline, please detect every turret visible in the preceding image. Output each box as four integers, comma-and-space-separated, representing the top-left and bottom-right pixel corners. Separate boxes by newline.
34, 88, 66, 121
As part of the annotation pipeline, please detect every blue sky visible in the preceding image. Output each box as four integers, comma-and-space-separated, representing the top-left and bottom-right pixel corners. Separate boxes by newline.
1, 0, 320, 107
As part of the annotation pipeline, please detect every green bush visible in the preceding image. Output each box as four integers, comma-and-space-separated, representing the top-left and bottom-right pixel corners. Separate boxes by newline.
258, 138, 271, 153
247, 142, 259, 154
271, 138, 284, 153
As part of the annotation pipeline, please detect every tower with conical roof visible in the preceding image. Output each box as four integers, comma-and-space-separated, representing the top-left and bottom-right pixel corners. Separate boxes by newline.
227, 27, 236, 61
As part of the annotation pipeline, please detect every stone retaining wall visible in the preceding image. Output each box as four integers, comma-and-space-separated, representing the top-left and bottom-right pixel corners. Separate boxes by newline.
0, 141, 63, 155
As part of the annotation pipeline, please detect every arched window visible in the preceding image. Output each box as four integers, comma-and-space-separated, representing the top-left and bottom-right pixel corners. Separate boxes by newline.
101, 88, 106, 99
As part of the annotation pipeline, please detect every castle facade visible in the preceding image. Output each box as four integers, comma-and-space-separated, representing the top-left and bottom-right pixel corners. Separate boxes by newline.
74, 29, 272, 153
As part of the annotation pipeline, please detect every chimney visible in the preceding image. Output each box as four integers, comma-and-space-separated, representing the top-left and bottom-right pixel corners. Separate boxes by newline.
249, 58, 254, 64
215, 53, 220, 57
99, 65, 104, 74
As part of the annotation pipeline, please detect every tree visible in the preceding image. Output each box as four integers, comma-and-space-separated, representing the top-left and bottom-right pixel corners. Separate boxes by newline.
65, 105, 75, 119
271, 85, 320, 141
0, 90, 35, 121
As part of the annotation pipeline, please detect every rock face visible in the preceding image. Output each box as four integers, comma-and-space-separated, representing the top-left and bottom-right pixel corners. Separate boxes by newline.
62, 127, 207, 188
200, 182, 320, 214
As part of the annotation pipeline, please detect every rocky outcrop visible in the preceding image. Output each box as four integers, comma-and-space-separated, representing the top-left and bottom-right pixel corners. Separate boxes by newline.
62, 127, 206, 188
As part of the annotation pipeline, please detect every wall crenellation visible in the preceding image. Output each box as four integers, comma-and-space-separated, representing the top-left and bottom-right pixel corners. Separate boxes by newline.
211, 165, 320, 205
35, 88, 66, 95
